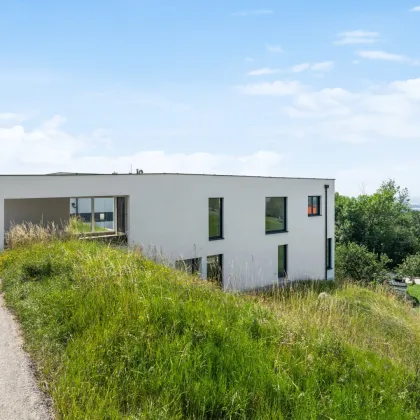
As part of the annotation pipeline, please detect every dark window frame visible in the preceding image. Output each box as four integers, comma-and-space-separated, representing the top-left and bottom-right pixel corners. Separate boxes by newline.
308, 196, 321, 217
207, 254, 223, 285
175, 258, 202, 275
327, 238, 333, 269
278, 244, 288, 279
209, 197, 224, 241
265, 197, 287, 235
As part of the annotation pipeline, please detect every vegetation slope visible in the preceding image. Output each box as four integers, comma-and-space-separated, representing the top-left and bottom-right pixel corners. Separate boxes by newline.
1, 240, 420, 419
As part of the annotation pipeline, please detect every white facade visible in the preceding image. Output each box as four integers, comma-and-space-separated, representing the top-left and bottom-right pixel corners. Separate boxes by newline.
0, 174, 335, 290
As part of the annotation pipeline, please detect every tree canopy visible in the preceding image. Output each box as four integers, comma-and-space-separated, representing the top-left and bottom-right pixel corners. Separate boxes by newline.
335, 180, 420, 269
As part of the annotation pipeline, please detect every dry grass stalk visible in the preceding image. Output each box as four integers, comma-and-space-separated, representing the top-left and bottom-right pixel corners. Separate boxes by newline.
5, 221, 68, 249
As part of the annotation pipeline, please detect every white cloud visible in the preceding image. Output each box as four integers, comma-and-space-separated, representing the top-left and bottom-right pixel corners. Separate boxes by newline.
267, 45, 283, 53
245, 57, 255, 63
247, 67, 279, 76
357, 50, 408, 62
390, 78, 420, 100
291, 61, 334, 73
233, 10, 273, 17
335, 168, 385, 196
285, 88, 354, 119
4, 77, 420, 197
282, 78, 420, 145
340, 30, 379, 38
311, 61, 335, 71
334, 30, 379, 45
291, 63, 310, 73
0, 113, 26, 123
335, 38, 376, 45
0, 115, 284, 176
410, 6, 420, 11
75, 151, 284, 177
238, 80, 305, 96
0, 115, 90, 166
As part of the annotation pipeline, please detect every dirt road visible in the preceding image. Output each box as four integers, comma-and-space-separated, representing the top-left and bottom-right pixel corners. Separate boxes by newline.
0, 293, 53, 420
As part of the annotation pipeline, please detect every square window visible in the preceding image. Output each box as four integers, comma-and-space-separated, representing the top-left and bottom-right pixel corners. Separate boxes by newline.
308, 196, 321, 216
207, 254, 223, 285
278, 245, 288, 278
209, 198, 223, 240
266, 197, 287, 234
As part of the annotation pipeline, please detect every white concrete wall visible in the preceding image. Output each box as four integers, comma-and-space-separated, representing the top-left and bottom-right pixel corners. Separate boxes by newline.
4, 198, 70, 231
0, 174, 335, 290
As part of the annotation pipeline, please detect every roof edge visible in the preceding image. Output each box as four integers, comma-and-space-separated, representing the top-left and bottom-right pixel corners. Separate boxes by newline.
0, 172, 335, 181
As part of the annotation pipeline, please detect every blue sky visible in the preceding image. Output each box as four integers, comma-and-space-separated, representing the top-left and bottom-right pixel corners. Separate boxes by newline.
1, 0, 420, 198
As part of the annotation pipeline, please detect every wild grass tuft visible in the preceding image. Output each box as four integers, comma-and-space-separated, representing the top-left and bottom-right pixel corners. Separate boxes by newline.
1, 240, 420, 419
4, 221, 68, 249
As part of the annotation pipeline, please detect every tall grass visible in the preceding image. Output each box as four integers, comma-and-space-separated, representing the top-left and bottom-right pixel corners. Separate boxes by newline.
4, 221, 68, 249
1, 240, 420, 419
5, 218, 114, 250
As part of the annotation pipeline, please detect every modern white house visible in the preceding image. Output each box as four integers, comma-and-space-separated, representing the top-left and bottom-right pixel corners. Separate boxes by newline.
0, 173, 335, 290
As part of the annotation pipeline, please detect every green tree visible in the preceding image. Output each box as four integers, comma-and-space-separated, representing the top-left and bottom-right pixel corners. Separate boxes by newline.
335, 242, 391, 283
335, 180, 420, 267
397, 253, 420, 278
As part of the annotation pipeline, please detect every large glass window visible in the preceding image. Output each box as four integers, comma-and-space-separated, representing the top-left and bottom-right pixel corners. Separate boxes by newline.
94, 197, 115, 231
327, 238, 333, 269
69, 198, 93, 233
207, 254, 223, 285
69, 197, 115, 233
265, 197, 287, 233
308, 196, 321, 216
175, 258, 202, 276
278, 245, 288, 279
209, 198, 223, 240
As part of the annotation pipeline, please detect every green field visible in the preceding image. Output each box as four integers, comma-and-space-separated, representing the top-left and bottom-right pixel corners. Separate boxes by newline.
1, 241, 420, 419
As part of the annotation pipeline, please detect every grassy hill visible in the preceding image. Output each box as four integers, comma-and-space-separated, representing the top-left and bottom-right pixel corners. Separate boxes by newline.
1, 240, 420, 419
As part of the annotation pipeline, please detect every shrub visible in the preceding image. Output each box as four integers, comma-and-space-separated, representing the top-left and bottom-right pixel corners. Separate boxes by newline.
335, 242, 391, 283
397, 253, 420, 278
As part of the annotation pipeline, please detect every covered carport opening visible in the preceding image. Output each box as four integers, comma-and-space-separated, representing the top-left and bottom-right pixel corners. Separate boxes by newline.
4, 196, 128, 244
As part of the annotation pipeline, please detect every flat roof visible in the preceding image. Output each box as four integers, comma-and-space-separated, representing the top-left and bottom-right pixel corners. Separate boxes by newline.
0, 172, 335, 181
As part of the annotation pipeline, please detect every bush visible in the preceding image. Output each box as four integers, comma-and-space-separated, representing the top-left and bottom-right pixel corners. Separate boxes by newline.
397, 253, 420, 278
335, 242, 391, 283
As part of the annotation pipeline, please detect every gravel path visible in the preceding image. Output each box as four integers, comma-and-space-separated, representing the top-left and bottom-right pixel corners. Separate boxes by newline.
0, 293, 53, 420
